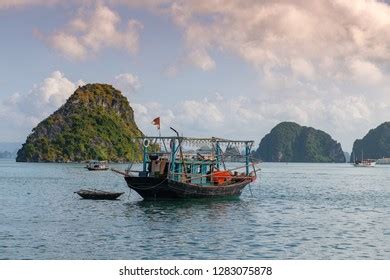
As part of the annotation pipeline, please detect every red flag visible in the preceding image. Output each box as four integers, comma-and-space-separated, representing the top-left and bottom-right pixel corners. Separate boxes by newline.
151, 117, 160, 129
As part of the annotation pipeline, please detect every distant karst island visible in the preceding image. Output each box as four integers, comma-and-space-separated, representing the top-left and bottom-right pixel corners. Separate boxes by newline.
0, 143, 21, 159
16, 84, 143, 162
0, 151, 14, 159
253, 122, 345, 163
350, 122, 390, 162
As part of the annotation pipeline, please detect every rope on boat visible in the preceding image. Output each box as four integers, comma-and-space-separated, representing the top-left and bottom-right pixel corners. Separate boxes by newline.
249, 183, 253, 197
127, 189, 131, 201
111, 168, 128, 176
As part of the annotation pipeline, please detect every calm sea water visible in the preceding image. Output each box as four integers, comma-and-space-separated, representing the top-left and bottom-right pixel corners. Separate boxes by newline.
1, 159, 389, 259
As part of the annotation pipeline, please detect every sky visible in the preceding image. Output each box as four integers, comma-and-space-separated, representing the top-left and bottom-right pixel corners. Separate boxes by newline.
0, 0, 389, 152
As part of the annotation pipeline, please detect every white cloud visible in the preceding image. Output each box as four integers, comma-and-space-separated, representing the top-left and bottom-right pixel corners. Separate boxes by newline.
48, 3, 143, 59
348, 59, 383, 85
187, 49, 216, 71
0, 71, 77, 141
179, 99, 223, 125
3, 71, 77, 126
132, 102, 175, 136
5, 1, 390, 77
113, 73, 141, 97
50, 33, 86, 60
0, 0, 58, 9
161, 0, 390, 78
290, 58, 315, 80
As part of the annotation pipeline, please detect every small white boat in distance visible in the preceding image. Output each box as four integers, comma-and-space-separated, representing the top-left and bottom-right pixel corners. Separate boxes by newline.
85, 160, 109, 171
353, 149, 376, 167
354, 159, 376, 167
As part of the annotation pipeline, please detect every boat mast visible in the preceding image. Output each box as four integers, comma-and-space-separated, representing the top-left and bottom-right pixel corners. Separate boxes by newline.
245, 142, 250, 175
169, 138, 176, 180
215, 140, 221, 170
170, 127, 187, 181
142, 143, 148, 173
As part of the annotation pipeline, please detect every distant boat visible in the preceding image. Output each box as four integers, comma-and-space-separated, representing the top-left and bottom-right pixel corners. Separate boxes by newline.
112, 128, 260, 200
85, 160, 109, 171
354, 159, 376, 167
353, 149, 376, 167
74, 189, 123, 200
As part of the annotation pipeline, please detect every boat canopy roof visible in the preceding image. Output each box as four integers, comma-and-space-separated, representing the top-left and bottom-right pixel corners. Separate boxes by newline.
133, 136, 254, 148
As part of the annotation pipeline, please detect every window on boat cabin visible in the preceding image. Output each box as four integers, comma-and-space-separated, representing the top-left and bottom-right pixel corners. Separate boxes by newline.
186, 164, 191, 174
194, 164, 201, 174
187, 164, 201, 174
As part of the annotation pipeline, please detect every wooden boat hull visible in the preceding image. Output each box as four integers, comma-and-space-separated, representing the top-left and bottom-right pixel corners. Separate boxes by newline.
125, 176, 252, 200
75, 190, 124, 200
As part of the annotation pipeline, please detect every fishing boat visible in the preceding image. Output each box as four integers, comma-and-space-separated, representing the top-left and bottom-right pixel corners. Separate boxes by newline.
85, 160, 109, 171
354, 159, 376, 167
74, 189, 124, 200
353, 149, 376, 167
112, 128, 260, 200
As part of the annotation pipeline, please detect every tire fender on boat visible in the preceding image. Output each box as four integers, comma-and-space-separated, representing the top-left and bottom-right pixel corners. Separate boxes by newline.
143, 138, 150, 148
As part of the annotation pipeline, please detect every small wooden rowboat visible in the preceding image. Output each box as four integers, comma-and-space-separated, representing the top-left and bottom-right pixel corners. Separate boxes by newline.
75, 189, 124, 200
